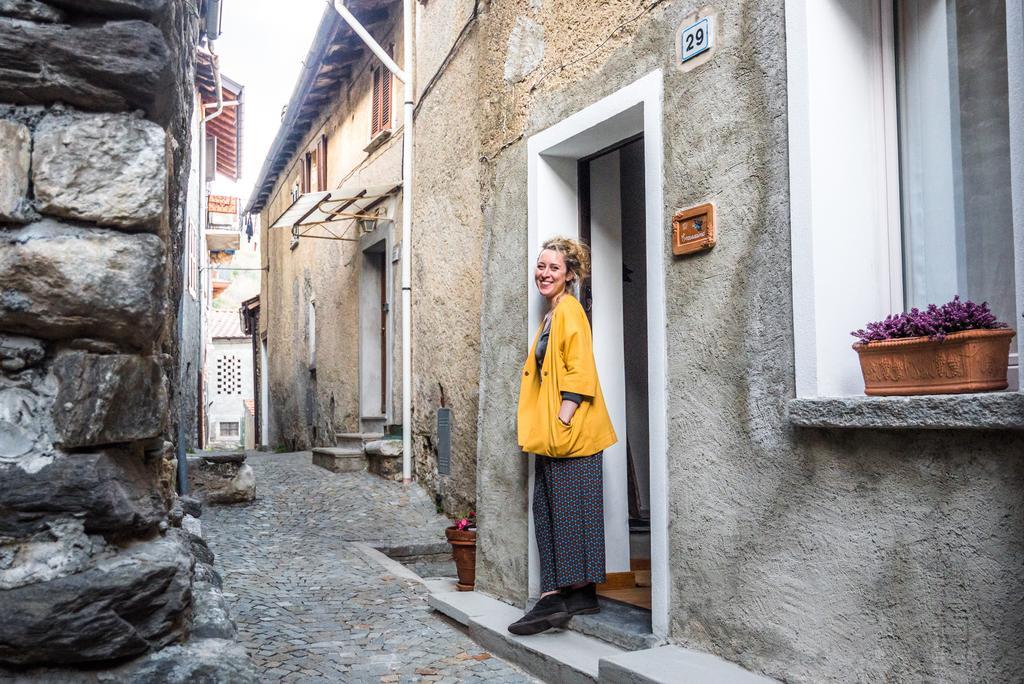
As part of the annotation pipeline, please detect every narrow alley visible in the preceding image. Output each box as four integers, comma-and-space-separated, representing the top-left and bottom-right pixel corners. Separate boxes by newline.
203, 452, 537, 683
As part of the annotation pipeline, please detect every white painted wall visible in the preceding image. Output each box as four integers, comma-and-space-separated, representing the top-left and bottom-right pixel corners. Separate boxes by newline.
589, 150, 630, 575
786, 0, 902, 397
205, 338, 255, 447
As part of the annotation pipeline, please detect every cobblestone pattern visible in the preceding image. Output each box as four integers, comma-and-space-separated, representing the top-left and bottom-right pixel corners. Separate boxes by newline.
203, 451, 537, 683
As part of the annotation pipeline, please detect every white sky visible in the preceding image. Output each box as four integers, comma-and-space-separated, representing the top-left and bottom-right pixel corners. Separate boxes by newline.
212, 0, 330, 204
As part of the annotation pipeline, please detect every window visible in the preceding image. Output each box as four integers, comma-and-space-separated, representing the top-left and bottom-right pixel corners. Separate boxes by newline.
300, 134, 329, 192
371, 60, 392, 138
895, 1, 1016, 360
785, 0, 1021, 397
186, 220, 198, 298
216, 354, 243, 395
219, 422, 239, 437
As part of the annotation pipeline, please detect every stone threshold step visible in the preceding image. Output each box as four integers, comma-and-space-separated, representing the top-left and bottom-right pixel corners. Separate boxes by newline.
428, 591, 777, 684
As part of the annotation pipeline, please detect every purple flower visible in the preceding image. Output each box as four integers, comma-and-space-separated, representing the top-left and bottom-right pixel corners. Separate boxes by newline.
851, 296, 1007, 344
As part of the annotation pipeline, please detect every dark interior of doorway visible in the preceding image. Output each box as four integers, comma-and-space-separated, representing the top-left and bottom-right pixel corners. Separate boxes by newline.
579, 135, 652, 612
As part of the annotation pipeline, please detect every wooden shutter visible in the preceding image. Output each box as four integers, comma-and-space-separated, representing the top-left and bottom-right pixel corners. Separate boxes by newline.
381, 68, 391, 132
317, 134, 327, 191
301, 152, 311, 193
371, 66, 382, 136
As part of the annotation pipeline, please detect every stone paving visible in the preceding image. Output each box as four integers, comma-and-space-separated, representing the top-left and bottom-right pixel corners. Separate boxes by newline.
203, 451, 538, 683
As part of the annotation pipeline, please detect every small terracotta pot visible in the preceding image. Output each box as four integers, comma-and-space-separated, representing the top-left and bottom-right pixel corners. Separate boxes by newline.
445, 526, 477, 591
853, 328, 1015, 396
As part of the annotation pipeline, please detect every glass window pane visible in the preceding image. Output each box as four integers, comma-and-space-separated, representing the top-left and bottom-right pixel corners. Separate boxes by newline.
896, 0, 1016, 356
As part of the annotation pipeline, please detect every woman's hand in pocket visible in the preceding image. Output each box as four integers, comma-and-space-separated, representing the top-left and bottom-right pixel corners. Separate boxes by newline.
557, 398, 578, 426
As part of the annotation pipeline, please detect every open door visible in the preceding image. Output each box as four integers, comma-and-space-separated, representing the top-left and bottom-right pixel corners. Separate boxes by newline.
580, 137, 652, 610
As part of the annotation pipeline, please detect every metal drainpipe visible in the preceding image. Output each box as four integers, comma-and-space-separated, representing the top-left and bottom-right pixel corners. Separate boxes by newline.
332, 0, 414, 484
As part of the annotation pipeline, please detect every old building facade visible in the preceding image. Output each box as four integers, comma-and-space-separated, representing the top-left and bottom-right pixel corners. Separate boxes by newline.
251, 1, 1023, 680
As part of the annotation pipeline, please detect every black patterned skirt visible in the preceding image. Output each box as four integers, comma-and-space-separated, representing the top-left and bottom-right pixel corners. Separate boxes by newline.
533, 452, 606, 593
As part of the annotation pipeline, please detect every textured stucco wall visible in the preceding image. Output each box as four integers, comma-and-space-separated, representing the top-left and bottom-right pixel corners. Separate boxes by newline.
410, 0, 484, 514
470, 1, 1024, 682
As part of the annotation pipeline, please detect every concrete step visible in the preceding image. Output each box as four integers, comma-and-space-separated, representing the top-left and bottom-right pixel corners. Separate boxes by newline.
429, 590, 777, 684
429, 590, 623, 684
334, 432, 384, 450
311, 447, 365, 474
599, 645, 777, 683
365, 439, 403, 480
568, 598, 663, 652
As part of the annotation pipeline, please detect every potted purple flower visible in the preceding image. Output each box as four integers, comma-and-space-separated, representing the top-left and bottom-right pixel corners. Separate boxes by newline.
445, 511, 476, 591
851, 296, 1014, 396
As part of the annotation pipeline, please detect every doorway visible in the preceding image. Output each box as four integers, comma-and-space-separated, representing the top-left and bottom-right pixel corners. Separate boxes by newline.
526, 70, 668, 637
360, 237, 390, 433
579, 137, 652, 609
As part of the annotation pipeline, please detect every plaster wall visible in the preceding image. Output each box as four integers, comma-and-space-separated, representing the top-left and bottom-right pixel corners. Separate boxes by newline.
260, 8, 405, 450
409, 0, 485, 513
205, 338, 254, 448
469, 1, 1024, 682
178, 92, 204, 450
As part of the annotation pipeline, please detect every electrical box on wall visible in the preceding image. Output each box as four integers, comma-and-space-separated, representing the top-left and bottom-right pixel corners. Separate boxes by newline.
672, 202, 716, 256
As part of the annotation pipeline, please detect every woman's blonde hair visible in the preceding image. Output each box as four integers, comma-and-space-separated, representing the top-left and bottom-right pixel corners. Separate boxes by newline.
540, 236, 591, 291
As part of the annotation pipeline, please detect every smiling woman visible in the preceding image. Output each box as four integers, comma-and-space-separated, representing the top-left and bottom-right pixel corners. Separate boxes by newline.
509, 237, 618, 636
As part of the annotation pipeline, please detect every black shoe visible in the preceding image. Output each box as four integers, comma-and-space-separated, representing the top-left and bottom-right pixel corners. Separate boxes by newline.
507, 594, 571, 635
561, 583, 600, 616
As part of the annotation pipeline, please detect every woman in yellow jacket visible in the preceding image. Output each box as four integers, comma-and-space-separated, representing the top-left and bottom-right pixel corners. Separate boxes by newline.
507, 237, 618, 636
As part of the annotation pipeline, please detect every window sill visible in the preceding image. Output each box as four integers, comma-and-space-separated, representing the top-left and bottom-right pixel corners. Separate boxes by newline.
364, 129, 392, 154
787, 392, 1024, 430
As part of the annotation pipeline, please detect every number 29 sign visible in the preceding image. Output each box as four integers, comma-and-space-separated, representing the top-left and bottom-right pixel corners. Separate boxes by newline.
679, 16, 713, 63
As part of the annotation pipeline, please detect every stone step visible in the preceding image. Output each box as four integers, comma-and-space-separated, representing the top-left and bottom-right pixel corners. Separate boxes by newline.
568, 598, 663, 652
428, 590, 777, 684
599, 645, 778, 683
365, 439, 403, 480
429, 590, 623, 684
311, 447, 365, 474
334, 432, 385, 450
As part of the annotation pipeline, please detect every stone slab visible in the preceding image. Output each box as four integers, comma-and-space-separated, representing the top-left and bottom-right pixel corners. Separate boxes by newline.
569, 599, 663, 652
0, 221, 165, 348
470, 604, 623, 684
51, 351, 168, 448
598, 645, 777, 684
0, 19, 169, 113
0, 530, 192, 666
0, 0, 65, 23
429, 590, 508, 626
0, 119, 31, 223
311, 447, 366, 473
787, 392, 1024, 430
0, 448, 168, 538
33, 111, 166, 230
434, 589, 623, 684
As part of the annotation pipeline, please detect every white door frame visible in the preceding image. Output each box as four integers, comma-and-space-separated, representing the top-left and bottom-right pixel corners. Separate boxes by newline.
526, 69, 669, 637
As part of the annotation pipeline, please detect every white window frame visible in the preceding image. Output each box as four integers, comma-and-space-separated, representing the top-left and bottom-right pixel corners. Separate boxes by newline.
786, 0, 1024, 397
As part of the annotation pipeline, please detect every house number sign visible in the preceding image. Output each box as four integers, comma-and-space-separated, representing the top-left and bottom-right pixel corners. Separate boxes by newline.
672, 202, 716, 256
679, 16, 713, 63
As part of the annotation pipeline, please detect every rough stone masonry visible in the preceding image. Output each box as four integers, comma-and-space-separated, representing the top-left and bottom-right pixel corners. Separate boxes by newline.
0, 0, 252, 679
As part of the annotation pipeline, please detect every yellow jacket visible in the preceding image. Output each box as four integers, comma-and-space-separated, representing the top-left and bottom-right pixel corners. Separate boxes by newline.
517, 295, 618, 458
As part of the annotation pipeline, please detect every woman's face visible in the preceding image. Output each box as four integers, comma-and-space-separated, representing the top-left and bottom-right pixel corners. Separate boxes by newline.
535, 248, 572, 300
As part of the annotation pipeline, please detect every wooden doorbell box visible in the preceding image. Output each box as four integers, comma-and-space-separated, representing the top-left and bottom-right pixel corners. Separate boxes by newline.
672, 202, 716, 256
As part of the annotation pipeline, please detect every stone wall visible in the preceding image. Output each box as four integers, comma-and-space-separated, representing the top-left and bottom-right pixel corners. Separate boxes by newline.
0, 0, 251, 677
467, 1, 1024, 682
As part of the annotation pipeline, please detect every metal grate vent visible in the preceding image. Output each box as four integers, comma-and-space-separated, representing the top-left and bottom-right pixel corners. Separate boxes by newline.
437, 408, 452, 475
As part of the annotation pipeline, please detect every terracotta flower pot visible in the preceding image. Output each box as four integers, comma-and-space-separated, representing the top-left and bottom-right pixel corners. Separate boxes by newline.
445, 526, 476, 591
853, 328, 1015, 396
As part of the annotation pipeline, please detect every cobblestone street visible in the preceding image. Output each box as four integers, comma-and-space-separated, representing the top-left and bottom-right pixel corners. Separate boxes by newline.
203, 452, 537, 683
